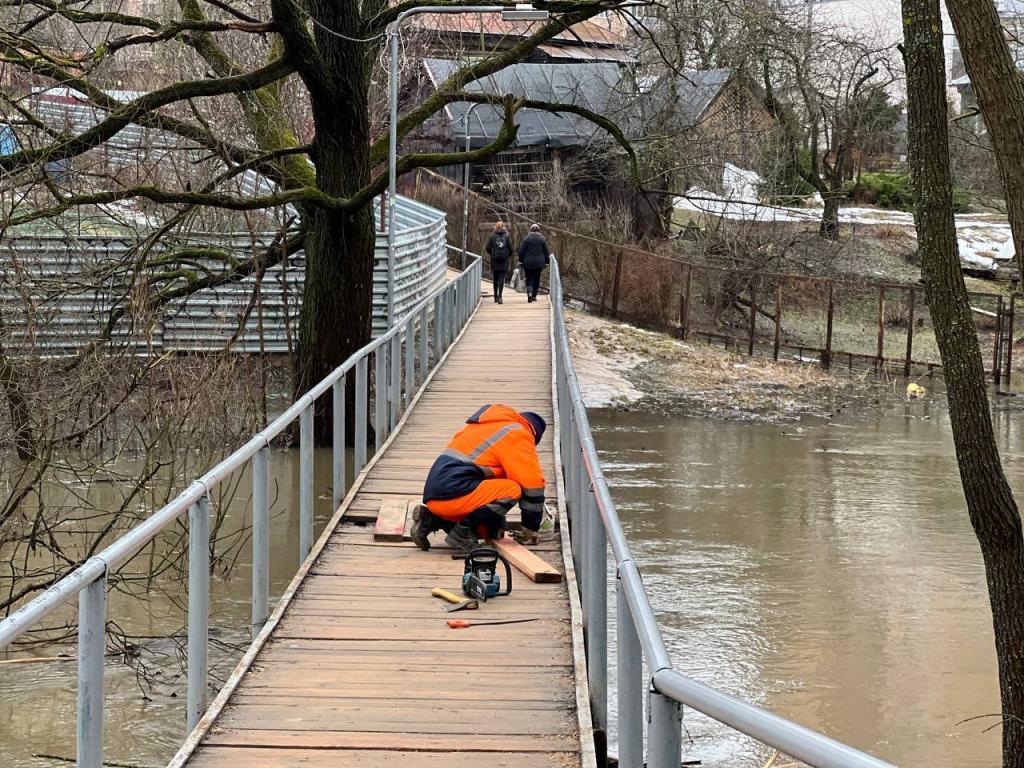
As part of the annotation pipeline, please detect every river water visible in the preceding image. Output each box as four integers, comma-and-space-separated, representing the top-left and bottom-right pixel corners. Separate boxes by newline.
591, 399, 1013, 767
0, 398, 1015, 767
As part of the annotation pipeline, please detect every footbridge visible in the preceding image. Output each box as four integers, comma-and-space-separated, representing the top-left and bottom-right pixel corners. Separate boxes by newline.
0, 252, 895, 768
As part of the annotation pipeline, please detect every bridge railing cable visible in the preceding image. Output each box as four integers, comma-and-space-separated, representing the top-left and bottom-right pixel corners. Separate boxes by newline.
549, 256, 895, 768
0, 253, 483, 768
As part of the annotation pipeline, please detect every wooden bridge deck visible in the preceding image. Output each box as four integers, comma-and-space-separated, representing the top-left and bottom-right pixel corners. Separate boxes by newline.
182, 288, 588, 768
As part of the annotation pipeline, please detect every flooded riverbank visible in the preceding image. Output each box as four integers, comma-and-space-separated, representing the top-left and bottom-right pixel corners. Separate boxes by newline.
593, 399, 1013, 767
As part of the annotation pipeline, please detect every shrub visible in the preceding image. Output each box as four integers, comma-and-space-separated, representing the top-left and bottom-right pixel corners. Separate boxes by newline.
847, 172, 972, 213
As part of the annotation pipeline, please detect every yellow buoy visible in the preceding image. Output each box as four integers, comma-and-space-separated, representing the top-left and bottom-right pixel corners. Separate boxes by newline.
906, 382, 926, 398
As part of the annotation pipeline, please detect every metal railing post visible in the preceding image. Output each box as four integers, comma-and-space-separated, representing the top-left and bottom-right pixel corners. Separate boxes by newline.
251, 445, 270, 639
332, 376, 346, 511
569, 423, 581, 573
578, 455, 589, 622
586, 485, 608, 734
617, 575, 643, 768
77, 574, 107, 768
186, 495, 210, 732
299, 406, 314, 563
433, 295, 442, 364
449, 287, 457, 345
355, 359, 368, 475
648, 689, 683, 768
405, 317, 415, 407
375, 347, 388, 451
390, 333, 401, 428
419, 306, 429, 375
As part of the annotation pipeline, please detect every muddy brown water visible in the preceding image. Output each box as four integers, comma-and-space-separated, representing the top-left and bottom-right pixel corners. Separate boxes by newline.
0, 399, 1015, 767
593, 400, 1011, 767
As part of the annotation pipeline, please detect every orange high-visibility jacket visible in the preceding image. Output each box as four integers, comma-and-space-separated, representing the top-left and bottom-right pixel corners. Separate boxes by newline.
422, 404, 545, 527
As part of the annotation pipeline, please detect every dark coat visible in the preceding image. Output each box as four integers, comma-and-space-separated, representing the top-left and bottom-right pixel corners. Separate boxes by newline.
485, 231, 514, 271
517, 232, 550, 270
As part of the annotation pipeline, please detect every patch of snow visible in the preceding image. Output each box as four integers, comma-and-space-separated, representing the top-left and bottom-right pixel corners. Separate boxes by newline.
722, 163, 762, 202
675, 181, 1015, 273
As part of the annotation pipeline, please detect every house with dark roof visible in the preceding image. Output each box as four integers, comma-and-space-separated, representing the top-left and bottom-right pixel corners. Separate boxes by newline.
413, 58, 771, 223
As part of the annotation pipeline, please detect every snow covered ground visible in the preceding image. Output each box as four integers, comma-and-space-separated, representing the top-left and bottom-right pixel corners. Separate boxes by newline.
675, 165, 1014, 273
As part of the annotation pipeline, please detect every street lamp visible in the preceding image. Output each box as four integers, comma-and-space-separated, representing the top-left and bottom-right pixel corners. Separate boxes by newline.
460, 101, 481, 266
386, 4, 549, 327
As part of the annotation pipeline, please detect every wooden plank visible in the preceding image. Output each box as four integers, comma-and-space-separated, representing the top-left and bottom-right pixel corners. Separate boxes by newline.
487, 536, 563, 583
373, 499, 411, 542
189, 748, 569, 767
203, 729, 577, 753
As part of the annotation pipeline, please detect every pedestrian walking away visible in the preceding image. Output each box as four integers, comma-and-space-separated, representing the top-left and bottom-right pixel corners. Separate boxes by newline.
517, 223, 550, 303
485, 220, 514, 304
410, 404, 547, 553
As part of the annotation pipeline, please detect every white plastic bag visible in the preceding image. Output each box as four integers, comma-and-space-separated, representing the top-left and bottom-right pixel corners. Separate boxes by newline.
511, 266, 526, 293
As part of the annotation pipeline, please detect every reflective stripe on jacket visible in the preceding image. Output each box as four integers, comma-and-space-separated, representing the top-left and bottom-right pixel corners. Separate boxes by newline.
422, 404, 546, 529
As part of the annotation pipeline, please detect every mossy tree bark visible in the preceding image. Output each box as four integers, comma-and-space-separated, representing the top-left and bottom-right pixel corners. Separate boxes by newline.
902, 3, 1024, 764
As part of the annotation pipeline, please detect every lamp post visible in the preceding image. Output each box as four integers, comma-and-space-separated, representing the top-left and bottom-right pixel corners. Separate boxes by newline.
461, 101, 481, 267
386, 3, 548, 327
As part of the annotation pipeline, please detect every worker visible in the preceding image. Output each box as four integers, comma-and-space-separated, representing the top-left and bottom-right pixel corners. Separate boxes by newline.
517, 223, 550, 303
411, 404, 546, 553
485, 221, 514, 304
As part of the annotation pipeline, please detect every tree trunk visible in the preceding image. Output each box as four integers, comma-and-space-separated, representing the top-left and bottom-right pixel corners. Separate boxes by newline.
297, 67, 376, 444
903, 4, 1024, 765
946, 0, 1024, 272
819, 196, 840, 240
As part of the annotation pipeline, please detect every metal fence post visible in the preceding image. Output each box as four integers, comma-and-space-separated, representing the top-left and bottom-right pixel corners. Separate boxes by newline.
617, 575, 643, 768
419, 306, 429, 375
648, 688, 682, 768
355, 359, 368, 475
390, 333, 401, 428
299, 406, 314, 563
375, 347, 388, 451
332, 376, 346, 511
77, 574, 107, 768
586, 485, 608, 736
405, 318, 415, 407
187, 495, 210, 732
251, 445, 270, 639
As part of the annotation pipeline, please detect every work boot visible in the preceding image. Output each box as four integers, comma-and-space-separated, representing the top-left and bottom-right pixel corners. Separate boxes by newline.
410, 504, 434, 551
444, 523, 478, 553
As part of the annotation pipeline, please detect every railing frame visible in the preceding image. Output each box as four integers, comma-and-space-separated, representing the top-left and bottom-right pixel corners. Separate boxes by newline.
549, 257, 894, 768
0, 255, 483, 768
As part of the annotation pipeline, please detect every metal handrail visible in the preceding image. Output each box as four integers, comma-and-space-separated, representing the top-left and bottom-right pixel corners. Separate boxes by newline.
548, 256, 895, 768
0, 254, 483, 768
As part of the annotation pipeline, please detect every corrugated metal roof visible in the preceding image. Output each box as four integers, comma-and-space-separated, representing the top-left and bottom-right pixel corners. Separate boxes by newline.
411, 14, 630, 47
424, 58, 623, 149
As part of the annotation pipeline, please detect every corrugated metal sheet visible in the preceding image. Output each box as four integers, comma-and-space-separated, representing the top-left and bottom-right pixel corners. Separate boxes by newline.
0, 196, 447, 356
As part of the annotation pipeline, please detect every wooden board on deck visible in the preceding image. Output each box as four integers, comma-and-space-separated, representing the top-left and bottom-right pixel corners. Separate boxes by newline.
183, 291, 582, 768
373, 498, 413, 542
487, 535, 563, 583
